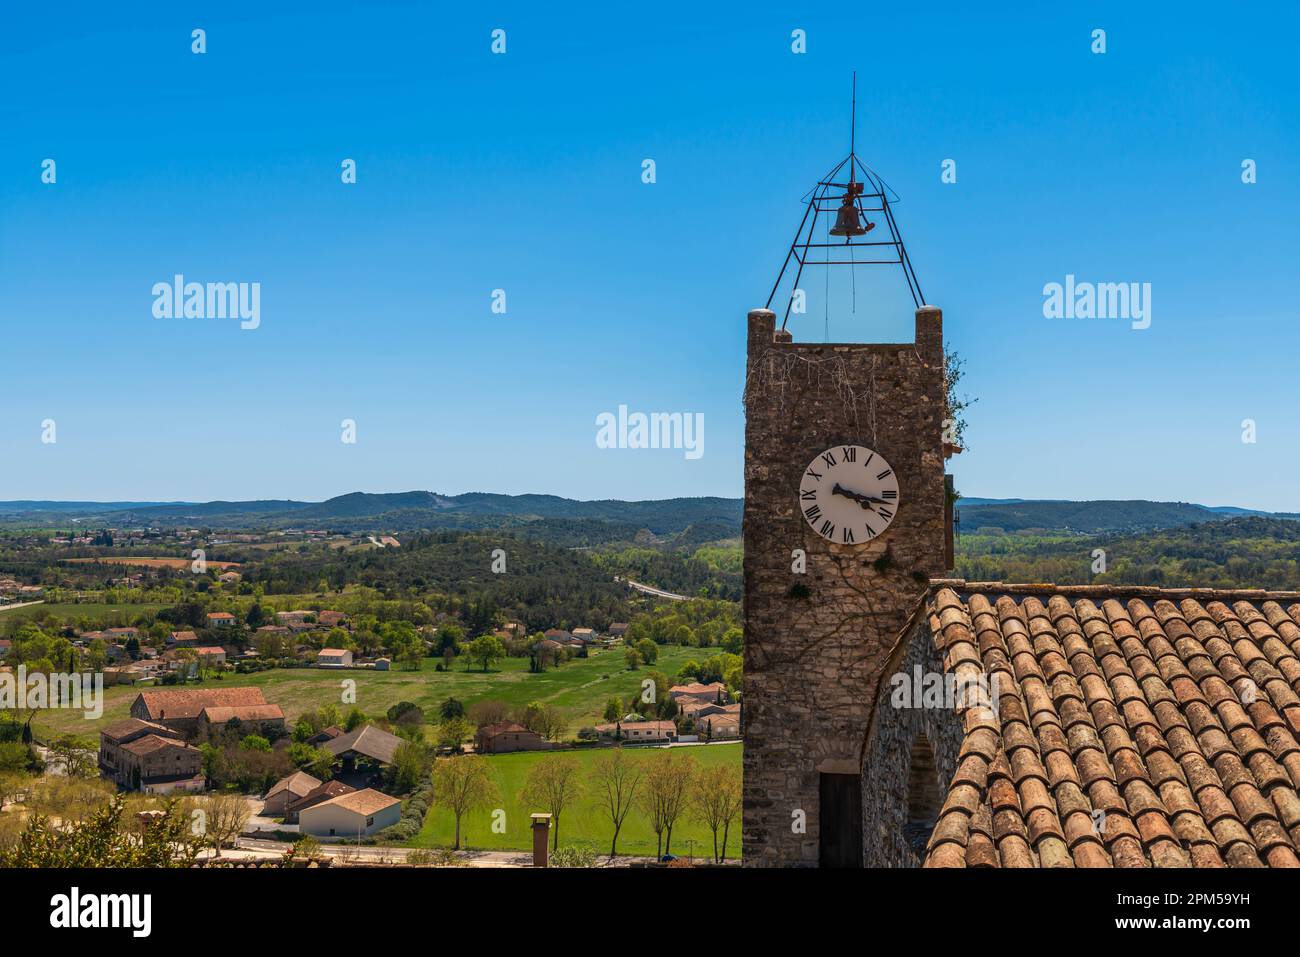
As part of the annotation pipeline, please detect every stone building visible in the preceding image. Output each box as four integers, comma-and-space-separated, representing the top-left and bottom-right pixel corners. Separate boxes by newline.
99, 718, 204, 794
742, 304, 950, 867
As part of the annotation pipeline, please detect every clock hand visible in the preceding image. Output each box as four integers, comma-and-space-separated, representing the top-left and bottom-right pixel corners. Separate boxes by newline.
831, 483, 879, 510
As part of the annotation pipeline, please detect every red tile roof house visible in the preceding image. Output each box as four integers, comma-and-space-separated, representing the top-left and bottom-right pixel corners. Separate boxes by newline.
475, 722, 550, 754
263, 771, 322, 816
194, 646, 228, 666
596, 720, 678, 743
99, 718, 204, 794
206, 612, 236, 629
298, 788, 401, 839
168, 631, 200, 646
0, 639, 10, 658
315, 648, 354, 668
669, 682, 727, 704
284, 780, 356, 823
130, 687, 281, 738
860, 582, 1300, 868
317, 610, 349, 628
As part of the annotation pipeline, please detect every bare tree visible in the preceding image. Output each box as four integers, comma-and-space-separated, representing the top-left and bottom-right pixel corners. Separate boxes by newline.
591, 747, 643, 859
692, 764, 741, 862
520, 755, 583, 850
431, 755, 498, 850
202, 793, 251, 858
639, 751, 696, 859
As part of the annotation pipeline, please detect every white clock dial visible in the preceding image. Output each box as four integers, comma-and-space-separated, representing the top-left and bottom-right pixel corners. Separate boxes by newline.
798, 445, 900, 544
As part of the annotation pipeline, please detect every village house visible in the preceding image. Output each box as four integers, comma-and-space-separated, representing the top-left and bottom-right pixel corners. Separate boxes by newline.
596, 719, 678, 743
284, 780, 355, 823
544, 628, 571, 644
571, 627, 596, 645
608, 623, 629, 640
317, 610, 349, 628
263, 771, 322, 816
206, 612, 236, 629
129, 687, 284, 738
698, 712, 741, 740
168, 630, 200, 647
475, 721, 549, 754
298, 787, 401, 838
0, 639, 10, 658
98, 718, 204, 794
669, 681, 727, 705
315, 648, 354, 668
194, 646, 228, 667
105, 627, 140, 642
322, 724, 403, 772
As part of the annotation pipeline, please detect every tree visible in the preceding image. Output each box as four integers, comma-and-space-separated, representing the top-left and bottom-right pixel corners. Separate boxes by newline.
624, 647, 642, 670
640, 751, 697, 859
0, 796, 200, 867
387, 701, 425, 729
592, 748, 643, 859
431, 756, 498, 851
635, 638, 658, 665
518, 701, 566, 742
692, 764, 741, 862
466, 635, 506, 673
46, 735, 96, 779
438, 697, 465, 721
201, 793, 251, 858
520, 756, 583, 851
602, 698, 622, 723
437, 717, 473, 753
388, 740, 433, 793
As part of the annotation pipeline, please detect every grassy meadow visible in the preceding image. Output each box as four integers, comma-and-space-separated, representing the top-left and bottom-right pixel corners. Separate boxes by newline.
413, 743, 742, 859
32, 643, 704, 744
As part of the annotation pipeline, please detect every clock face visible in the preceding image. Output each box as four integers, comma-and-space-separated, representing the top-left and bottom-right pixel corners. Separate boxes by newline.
798, 445, 900, 545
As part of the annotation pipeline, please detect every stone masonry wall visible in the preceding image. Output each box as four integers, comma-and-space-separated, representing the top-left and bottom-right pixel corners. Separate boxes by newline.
861, 613, 964, 867
742, 306, 946, 867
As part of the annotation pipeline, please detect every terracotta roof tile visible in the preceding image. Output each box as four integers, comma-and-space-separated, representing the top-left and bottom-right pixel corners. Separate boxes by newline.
922, 582, 1300, 869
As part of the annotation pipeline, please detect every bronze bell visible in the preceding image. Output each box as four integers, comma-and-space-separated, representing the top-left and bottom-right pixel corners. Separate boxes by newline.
830, 193, 873, 237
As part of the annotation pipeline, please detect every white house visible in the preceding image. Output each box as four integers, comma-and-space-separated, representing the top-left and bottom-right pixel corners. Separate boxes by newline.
316, 648, 354, 668
297, 788, 401, 838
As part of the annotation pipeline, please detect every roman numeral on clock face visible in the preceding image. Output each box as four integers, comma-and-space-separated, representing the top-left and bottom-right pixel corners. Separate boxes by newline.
840, 447, 856, 462
877, 468, 893, 481
821, 452, 837, 469
819, 520, 835, 538
841, 527, 855, 544
804, 504, 821, 522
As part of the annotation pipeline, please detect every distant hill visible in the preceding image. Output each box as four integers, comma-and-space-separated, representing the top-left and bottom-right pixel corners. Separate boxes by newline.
960, 499, 1300, 535
2, 493, 1296, 540
0, 491, 744, 539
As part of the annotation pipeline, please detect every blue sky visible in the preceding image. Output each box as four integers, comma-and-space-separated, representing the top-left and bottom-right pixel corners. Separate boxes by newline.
2, 2, 1297, 509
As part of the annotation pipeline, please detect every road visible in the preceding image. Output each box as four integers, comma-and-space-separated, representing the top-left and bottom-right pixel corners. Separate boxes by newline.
616, 577, 688, 601
0, 600, 44, 614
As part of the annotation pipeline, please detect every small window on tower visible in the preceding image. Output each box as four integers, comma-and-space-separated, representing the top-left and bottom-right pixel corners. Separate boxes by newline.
903, 732, 941, 855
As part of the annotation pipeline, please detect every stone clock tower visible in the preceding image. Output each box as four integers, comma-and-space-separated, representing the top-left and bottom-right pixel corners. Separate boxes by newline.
741, 302, 949, 867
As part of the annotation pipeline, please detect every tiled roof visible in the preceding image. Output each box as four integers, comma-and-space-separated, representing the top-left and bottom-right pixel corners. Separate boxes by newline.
135, 687, 268, 720
322, 724, 402, 764
285, 780, 354, 813
921, 582, 1300, 869
266, 771, 322, 800
306, 787, 401, 817
479, 721, 531, 737
121, 733, 199, 757
101, 717, 176, 742
200, 704, 285, 724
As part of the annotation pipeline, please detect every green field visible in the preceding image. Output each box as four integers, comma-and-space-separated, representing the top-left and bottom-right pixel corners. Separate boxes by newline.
413, 743, 741, 859
0, 602, 171, 625
33, 644, 704, 744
